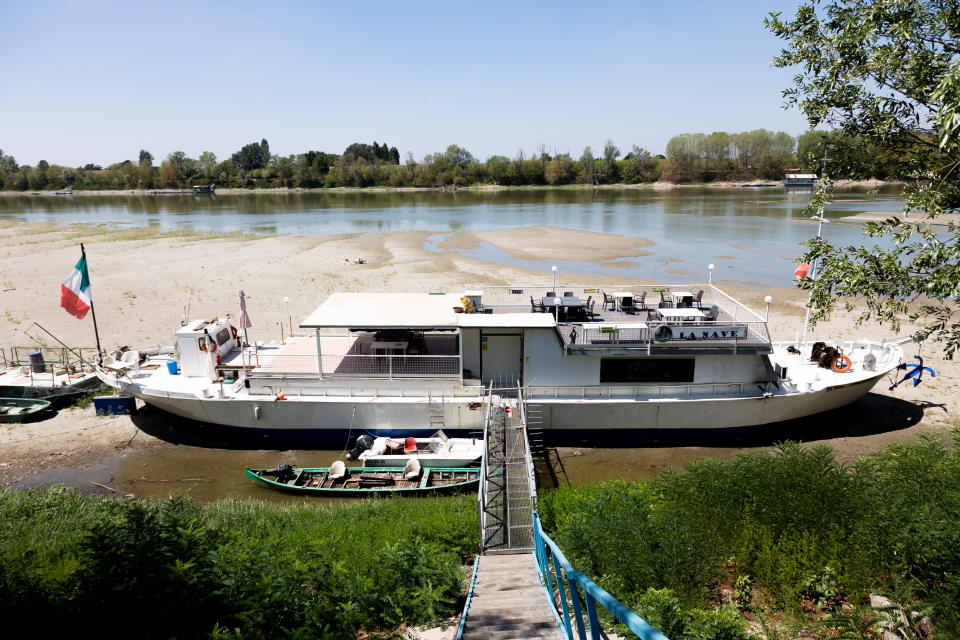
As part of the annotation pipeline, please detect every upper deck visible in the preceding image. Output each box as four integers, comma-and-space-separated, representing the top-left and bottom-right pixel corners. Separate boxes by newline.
299, 283, 771, 357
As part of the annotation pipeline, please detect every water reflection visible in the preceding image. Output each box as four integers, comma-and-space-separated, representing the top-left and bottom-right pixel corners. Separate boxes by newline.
0, 186, 908, 287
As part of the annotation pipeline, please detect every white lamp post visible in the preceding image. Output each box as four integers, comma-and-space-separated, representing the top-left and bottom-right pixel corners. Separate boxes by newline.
284, 297, 292, 337
764, 295, 773, 322
551, 265, 558, 292
708, 264, 715, 286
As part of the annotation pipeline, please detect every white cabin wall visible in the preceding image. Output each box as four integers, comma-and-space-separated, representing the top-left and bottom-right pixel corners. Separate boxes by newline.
461, 328, 481, 380
524, 329, 598, 386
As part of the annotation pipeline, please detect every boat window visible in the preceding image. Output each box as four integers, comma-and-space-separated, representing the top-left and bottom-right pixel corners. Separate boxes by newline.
600, 358, 695, 383
216, 328, 231, 346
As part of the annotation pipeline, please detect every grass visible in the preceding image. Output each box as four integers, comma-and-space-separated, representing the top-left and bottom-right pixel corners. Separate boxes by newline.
0, 489, 477, 639
539, 428, 960, 639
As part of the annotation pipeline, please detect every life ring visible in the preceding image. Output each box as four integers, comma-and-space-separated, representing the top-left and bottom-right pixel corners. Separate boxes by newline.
831, 354, 852, 373
654, 325, 673, 342
231, 325, 239, 343
199, 334, 216, 353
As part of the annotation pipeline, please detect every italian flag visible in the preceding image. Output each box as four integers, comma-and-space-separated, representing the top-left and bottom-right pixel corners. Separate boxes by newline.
61, 255, 92, 319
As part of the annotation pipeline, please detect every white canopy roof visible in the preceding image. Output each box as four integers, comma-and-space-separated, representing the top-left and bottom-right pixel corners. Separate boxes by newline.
301, 293, 460, 329
300, 292, 557, 329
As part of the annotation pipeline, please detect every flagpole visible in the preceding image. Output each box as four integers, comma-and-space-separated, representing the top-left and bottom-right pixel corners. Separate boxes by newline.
80, 243, 104, 358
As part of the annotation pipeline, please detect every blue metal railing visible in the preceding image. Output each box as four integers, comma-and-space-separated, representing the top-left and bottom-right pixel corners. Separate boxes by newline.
533, 515, 669, 640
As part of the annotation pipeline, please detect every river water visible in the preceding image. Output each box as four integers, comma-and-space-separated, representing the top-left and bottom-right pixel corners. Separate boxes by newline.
0, 186, 906, 287
4, 186, 918, 502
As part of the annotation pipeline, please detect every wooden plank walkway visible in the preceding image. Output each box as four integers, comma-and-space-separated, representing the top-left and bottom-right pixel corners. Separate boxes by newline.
460, 552, 560, 640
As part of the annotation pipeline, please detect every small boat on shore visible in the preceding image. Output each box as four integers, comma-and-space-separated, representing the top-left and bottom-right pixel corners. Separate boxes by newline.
192, 183, 215, 194
1, 345, 102, 407
0, 397, 52, 423
347, 431, 483, 468
245, 462, 480, 496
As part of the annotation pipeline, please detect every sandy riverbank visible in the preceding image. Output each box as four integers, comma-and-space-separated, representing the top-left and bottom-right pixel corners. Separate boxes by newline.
0, 179, 904, 198
1, 221, 956, 489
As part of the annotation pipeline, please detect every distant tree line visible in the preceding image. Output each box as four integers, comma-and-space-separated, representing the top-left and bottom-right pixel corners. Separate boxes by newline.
0, 130, 910, 192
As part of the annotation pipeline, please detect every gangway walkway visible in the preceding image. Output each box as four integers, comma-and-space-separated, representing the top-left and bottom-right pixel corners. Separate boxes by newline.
461, 384, 558, 639
460, 384, 668, 640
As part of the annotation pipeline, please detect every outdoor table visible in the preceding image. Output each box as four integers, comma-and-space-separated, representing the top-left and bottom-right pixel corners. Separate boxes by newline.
611, 292, 633, 311
371, 341, 408, 355
673, 290, 694, 307
656, 308, 705, 321
542, 296, 584, 322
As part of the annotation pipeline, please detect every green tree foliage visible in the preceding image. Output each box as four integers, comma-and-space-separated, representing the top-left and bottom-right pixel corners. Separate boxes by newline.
767, 0, 960, 357
138, 149, 153, 166
230, 139, 270, 171
343, 141, 399, 164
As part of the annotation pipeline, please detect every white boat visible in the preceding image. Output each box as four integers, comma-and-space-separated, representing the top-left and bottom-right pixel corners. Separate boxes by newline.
1, 346, 102, 405
95, 283, 904, 445
347, 431, 484, 468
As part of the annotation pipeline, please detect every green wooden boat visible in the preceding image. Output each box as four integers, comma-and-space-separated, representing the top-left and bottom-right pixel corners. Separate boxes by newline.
245, 462, 480, 496
0, 397, 52, 423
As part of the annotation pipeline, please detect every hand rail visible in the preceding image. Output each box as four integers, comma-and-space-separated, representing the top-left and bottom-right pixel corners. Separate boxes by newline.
477, 381, 493, 551
533, 514, 669, 640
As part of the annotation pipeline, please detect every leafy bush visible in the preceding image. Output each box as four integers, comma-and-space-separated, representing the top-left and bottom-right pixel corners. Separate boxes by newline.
0, 489, 476, 638
542, 428, 960, 635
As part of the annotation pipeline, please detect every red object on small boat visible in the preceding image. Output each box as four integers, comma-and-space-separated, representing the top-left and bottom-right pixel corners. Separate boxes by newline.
404, 437, 416, 453
794, 262, 811, 280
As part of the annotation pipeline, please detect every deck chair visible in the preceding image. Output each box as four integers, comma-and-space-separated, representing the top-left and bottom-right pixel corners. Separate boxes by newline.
546, 291, 556, 298
636, 291, 647, 310
563, 291, 573, 297
329, 460, 347, 480
704, 305, 720, 321
404, 458, 422, 480
693, 290, 704, 309
584, 295, 595, 318
621, 296, 635, 314
530, 296, 544, 313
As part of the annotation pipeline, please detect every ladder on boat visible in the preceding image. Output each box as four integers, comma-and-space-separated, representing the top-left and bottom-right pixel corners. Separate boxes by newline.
427, 392, 445, 430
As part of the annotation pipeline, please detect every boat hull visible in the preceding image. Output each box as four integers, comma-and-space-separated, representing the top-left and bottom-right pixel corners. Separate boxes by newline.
245, 466, 480, 496
116, 367, 891, 446
0, 397, 52, 423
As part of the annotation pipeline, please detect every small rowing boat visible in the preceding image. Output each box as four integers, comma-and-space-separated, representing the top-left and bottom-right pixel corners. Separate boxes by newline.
245, 461, 480, 496
347, 431, 483, 468
0, 397, 52, 423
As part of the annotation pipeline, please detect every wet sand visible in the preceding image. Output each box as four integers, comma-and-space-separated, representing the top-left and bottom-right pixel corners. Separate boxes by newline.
1, 220, 957, 498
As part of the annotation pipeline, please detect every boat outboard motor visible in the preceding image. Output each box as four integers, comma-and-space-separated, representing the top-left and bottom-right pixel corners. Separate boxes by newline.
347, 434, 375, 460
263, 464, 294, 482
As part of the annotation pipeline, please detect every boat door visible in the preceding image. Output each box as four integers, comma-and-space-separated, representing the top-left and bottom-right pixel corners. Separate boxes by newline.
481, 332, 522, 388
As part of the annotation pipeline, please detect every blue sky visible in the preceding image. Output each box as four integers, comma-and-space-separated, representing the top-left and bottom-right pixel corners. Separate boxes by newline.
1, 0, 811, 167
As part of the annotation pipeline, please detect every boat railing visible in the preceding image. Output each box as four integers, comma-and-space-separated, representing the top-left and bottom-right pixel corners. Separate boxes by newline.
469, 283, 711, 309
707, 284, 767, 323
527, 380, 777, 400
533, 513, 669, 640
243, 352, 461, 379
562, 320, 771, 351
518, 383, 538, 504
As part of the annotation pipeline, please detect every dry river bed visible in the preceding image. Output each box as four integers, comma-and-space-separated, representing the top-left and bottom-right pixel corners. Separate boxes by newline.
0, 220, 957, 498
